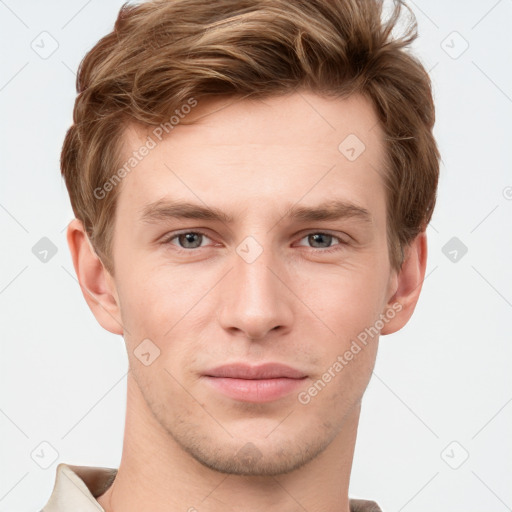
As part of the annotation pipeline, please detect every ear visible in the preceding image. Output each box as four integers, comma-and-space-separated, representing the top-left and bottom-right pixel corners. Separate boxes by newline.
380, 230, 428, 335
66, 218, 124, 335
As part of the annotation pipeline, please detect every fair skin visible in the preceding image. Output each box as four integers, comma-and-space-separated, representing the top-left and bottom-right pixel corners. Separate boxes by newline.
68, 91, 427, 512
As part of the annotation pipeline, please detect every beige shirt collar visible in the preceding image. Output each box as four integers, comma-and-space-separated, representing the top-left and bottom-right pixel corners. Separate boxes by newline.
42, 463, 116, 512
42, 462, 382, 511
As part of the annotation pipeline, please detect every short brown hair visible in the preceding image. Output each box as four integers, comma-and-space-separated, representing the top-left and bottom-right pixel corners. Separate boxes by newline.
61, 0, 440, 274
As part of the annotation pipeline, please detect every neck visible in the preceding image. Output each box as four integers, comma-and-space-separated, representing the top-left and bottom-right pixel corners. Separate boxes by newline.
97, 372, 361, 512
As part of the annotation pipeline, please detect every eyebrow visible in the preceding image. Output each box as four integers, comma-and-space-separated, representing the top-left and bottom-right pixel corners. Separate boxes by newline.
140, 199, 372, 225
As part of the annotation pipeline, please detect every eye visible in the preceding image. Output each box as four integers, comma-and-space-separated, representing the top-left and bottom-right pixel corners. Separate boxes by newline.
296, 232, 348, 253
162, 231, 212, 250
160, 230, 349, 255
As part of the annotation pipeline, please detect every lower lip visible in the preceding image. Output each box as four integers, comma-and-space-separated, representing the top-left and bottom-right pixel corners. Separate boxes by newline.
202, 376, 307, 403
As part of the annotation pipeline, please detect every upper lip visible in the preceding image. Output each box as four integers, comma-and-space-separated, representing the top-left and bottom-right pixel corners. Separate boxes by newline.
204, 363, 307, 380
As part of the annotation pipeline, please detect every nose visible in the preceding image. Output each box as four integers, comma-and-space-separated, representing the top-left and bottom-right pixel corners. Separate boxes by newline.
216, 244, 294, 341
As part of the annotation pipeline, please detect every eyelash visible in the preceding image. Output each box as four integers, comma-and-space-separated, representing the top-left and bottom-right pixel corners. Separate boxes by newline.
160, 230, 349, 255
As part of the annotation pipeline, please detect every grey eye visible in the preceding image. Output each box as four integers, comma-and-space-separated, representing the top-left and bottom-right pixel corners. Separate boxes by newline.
176, 232, 204, 249
306, 233, 336, 248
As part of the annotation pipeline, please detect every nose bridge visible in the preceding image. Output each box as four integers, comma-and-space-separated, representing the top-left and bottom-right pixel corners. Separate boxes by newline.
217, 235, 293, 339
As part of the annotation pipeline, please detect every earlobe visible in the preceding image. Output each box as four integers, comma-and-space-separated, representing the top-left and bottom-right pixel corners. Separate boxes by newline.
66, 218, 124, 335
380, 231, 428, 336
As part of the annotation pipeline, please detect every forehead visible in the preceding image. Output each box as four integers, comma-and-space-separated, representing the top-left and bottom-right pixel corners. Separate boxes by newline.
116, 91, 387, 225
127, 91, 383, 153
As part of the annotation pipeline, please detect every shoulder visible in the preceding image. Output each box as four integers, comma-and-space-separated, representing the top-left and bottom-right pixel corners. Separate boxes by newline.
349, 498, 382, 512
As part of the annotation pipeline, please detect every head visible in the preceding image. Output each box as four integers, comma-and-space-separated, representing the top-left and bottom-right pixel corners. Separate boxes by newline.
63, 0, 439, 476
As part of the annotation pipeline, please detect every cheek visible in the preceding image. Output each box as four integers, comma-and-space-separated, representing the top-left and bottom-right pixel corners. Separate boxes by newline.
296, 263, 387, 398
116, 260, 221, 345
298, 280, 381, 410
296, 339, 377, 424
296, 263, 387, 337
116, 267, 199, 392
116, 265, 177, 337
115, 240, 389, 357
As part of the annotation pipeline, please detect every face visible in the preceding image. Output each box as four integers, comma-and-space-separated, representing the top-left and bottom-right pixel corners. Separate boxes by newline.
108, 91, 398, 476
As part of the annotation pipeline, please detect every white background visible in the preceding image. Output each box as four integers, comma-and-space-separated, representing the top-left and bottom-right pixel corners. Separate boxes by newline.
1, 0, 511, 510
